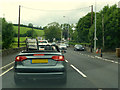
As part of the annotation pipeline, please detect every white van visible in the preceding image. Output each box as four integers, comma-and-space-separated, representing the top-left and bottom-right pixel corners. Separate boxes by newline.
38, 40, 49, 45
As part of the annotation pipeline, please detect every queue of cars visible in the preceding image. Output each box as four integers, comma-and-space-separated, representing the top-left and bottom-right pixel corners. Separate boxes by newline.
14, 38, 85, 85
14, 38, 67, 85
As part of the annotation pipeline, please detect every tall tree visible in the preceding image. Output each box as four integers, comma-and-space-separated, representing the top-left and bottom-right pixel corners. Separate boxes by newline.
2, 18, 15, 49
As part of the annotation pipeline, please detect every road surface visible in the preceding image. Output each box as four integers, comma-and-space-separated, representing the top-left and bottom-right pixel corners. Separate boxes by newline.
1, 47, 118, 89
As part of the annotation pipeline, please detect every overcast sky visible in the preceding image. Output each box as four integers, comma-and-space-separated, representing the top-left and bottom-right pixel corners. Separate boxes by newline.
0, 0, 119, 27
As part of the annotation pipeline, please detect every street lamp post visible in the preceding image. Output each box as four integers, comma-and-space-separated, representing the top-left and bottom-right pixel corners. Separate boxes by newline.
61, 24, 63, 42
94, 0, 97, 52
63, 16, 69, 43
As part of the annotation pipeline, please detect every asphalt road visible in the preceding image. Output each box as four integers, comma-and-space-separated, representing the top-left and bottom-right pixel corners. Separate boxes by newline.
1, 47, 119, 89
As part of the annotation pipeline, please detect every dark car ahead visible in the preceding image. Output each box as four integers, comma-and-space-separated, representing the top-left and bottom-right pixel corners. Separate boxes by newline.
74, 44, 85, 51
14, 45, 67, 85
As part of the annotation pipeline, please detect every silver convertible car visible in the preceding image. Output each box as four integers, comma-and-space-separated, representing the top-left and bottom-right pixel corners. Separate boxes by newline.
14, 45, 67, 85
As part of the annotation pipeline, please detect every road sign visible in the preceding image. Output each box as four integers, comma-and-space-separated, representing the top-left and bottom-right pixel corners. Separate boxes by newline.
94, 37, 98, 40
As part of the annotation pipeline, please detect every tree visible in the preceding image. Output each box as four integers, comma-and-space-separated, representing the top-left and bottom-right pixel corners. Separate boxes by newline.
2, 18, 15, 49
28, 23, 33, 28
89, 4, 119, 50
76, 12, 93, 43
44, 26, 61, 42
26, 30, 37, 38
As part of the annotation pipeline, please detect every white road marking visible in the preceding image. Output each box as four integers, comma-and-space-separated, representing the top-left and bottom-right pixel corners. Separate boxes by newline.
70, 64, 87, 78
0, 66, 14, 77
114, 61, 118, 64
91, 56, 95, 58
65, 60, 68, 63
110, 60, 114, 63
0, 61, 15, 70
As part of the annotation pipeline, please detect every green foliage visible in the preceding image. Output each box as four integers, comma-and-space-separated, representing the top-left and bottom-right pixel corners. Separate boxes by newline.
60, 23, 72, 40
26, 29, 37, 38
28, 23, 33, 28
2, 18, 15, 49
44, 26, 61, 42
14, 37, 26, 42
69, 42, 90, 46
13, 26, 44, 37
75, 4, 119, 51
76, 12, 94, 43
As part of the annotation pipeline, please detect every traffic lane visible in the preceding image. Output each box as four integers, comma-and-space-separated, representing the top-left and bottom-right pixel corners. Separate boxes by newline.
2, 62, 97, 88
64, 48, 118, 88
2, 52, 19, 67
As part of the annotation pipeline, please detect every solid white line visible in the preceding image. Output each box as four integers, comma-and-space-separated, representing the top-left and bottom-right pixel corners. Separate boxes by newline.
0, 61, 15, 70
0, 66, 14, 77
70, 64, 87, 78
65, 60, 68, 63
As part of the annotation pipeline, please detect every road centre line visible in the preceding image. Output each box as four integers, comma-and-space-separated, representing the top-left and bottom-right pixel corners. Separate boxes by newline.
65, 60, 68, 63
0, 66, 14, 77
70, 64, 87, 78
0, 61, 15, 70
73, 51, 118, 64
114, 62, 118, 64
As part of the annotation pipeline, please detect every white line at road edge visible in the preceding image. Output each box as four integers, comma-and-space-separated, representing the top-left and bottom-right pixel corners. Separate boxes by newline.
0, 66, 14, 77
70, 64, 87, 78
0, 61, 15, 70
65, 60, 68, 63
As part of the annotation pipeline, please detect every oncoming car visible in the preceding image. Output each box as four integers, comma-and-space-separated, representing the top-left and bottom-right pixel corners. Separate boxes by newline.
14, 45, 67, 85
74, 44, 85, 51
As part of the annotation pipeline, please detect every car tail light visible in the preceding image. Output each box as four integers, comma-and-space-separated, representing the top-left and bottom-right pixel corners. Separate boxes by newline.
33, 54, 44, 56
15, 56, 27, 61
52, 56, 64, 61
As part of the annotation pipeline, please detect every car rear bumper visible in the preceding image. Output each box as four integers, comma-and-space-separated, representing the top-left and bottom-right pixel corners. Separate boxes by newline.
76, 48, 84, 51
14, 72, 66, 80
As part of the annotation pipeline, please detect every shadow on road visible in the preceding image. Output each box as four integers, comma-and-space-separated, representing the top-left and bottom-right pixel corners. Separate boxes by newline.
15, 79, 67, 88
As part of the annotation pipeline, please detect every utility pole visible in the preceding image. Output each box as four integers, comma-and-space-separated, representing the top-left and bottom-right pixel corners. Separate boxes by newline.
63, 16, 69, 43
18, 5, 21, 47
91, 5, 93, 25
102, 14, 104, 50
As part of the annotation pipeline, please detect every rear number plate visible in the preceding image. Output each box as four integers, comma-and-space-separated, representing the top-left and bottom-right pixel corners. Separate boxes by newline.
31, 59, 48, 63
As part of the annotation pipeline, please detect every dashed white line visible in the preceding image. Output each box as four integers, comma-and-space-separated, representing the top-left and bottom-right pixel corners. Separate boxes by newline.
70, 64, 87, 78
0, 61, 15, 70
0, 66, 14, 77
110, 61, 114, 63
65, 60, 68, 63
114, 62, 118, 64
